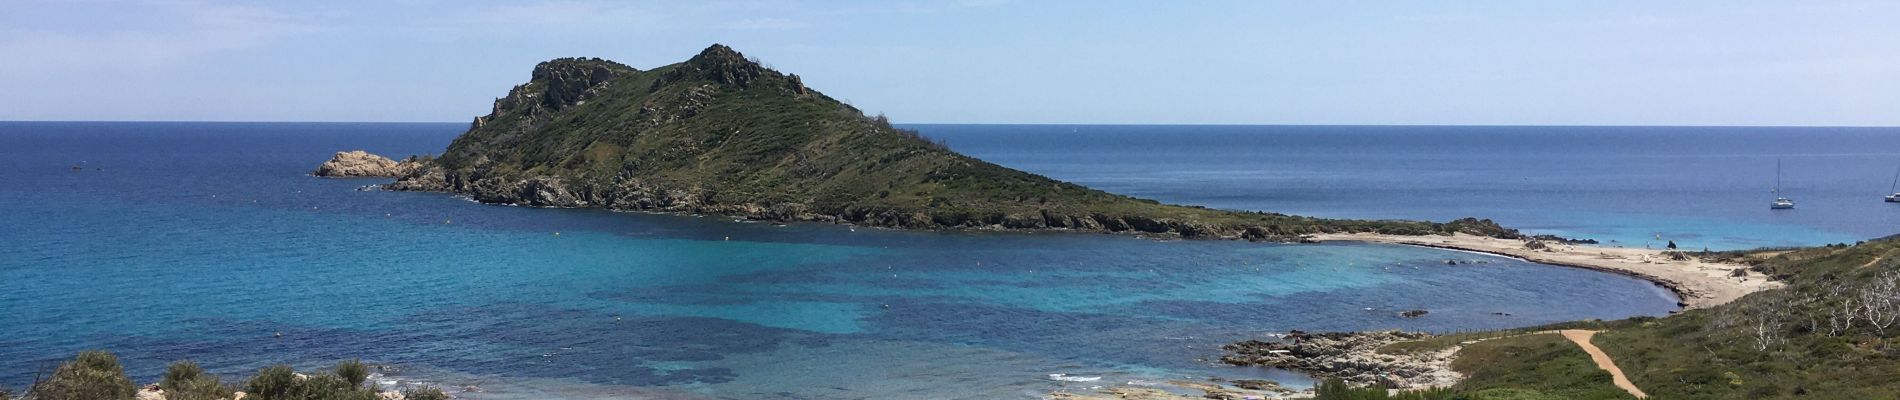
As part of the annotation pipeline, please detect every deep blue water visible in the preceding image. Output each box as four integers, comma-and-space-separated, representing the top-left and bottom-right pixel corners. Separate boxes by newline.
3, 121, 1875, 399
919, 124, 1900, 250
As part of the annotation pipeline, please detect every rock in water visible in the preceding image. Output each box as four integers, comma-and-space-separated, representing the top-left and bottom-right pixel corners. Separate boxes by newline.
313, 151, 420, 177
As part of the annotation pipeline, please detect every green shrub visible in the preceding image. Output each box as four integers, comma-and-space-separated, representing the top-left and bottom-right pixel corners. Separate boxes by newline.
403, 385, 452, 400
243, 363, 384, 400
160, 360, 205, 390
282, 374, 377, 400
1312, 378, 1461, 400
246, 365, 297, 400
333, 359, 370, 388
30, 350, 136, 400
160, 361, 232, 400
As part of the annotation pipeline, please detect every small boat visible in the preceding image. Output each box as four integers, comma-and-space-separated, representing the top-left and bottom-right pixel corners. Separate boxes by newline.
1771, 159, 1794, 210
1886, 164, 1900, 202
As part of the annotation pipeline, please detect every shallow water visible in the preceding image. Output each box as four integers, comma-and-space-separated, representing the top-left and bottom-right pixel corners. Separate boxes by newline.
0, 122, 1709, 398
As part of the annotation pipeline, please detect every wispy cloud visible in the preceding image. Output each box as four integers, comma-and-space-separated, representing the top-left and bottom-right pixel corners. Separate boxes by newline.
0, 1, 318, 72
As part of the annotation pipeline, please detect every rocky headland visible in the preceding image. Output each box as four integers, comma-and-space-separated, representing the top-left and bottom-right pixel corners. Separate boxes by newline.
330, 44, 1523, 242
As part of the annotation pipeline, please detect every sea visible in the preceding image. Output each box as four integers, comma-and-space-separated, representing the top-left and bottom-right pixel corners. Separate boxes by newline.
1, 122, 1894, 399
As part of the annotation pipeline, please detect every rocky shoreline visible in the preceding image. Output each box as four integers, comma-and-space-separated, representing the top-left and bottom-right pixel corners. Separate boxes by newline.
320, 151, 1521, 243
1220, 331, 1459, 389
1039, 331, 1460, 400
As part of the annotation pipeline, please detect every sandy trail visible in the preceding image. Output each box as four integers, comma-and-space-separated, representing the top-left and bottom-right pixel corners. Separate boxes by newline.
1309, 233, 1780, 309
1560, 330, 1647, 399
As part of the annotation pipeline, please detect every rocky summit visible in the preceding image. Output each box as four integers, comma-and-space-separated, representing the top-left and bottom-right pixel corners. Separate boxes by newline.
363, 44, 1516, 240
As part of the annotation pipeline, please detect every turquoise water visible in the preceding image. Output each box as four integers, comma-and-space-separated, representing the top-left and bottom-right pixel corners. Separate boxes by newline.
0, 122, 1725, 399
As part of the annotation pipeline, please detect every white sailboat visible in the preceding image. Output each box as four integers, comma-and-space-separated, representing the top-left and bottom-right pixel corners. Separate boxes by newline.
1772, 159, 1795, 209
1885, 164, 1900, 202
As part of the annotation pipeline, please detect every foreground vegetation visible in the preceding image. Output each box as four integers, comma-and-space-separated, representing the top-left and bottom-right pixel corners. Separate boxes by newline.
3, 351, 448, 400
1401, 236, 1900, 399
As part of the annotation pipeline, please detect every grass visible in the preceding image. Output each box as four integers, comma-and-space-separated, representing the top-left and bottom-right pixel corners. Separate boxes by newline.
1376, 320, 1626, 356
1450, 334, 1636, 400
1443, 236, 1900, 399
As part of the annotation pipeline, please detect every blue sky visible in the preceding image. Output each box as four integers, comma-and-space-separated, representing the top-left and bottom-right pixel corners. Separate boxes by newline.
2, 1, 1896, 126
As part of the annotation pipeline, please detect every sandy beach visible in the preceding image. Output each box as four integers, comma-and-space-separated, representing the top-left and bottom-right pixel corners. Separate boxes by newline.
1309, 232, 1781, 309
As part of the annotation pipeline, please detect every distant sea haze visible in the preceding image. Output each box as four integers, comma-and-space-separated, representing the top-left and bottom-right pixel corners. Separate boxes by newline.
0, 121, 1882, 398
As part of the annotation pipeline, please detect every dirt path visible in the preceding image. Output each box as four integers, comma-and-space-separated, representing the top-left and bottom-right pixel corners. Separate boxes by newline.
1560, 330, 1647, 399
1861, 249, 1894, 269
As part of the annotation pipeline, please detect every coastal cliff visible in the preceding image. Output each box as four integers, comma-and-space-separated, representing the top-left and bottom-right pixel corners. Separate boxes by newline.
367, 44, 1517, 240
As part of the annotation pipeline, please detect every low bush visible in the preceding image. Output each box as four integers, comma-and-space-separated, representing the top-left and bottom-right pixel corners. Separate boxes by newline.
403, 385, 452, 400
334, 359, 370, 388
246, 365, 298, 400
242, 361, 384, 400
159, 361, 232, 400
29, 350, 136, 400
1312, 378, 1460, 400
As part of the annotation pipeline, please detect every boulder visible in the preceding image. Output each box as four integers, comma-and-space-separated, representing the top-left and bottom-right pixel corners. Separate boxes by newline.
313, 151, 421, 177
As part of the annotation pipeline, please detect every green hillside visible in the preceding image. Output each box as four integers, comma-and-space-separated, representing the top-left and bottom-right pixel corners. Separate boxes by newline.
388, 44, 1514, 240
